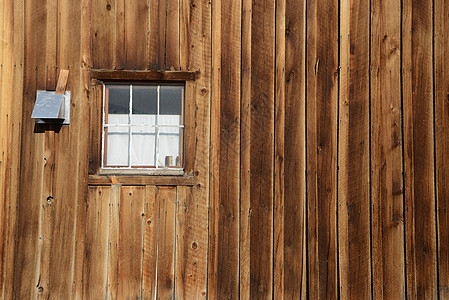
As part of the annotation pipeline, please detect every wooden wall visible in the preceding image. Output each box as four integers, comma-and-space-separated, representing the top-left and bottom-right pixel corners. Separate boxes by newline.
0, 0, 448, 299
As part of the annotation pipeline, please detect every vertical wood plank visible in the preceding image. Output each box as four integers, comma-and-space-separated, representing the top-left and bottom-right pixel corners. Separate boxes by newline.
435, 0, 449, 297
208, 0, 221, 297
307, 0, 339, 298
179, 0, 211, 298
118, 186, 145, 299
157, 186, 176, 299
114, 0, 125, 69
2, 0, 24, 296
124, 0, 149, 69
273, 0, 285, 298
108, 184, 121, 299
83, 187, 110, 300
72, 0, 92, 295
282, 0, 308, 298
165, 0, 180, 69
91, 0, 115, 69
216, 0, 241, 299
240, 0, 252, 297
88, 83, 102, 175
48, 0, 82, 297
249, 0, 275, 298
402, 0, 437, 298
36, 2, 59, 297
370, 0, 405, 298
149, 0, 166, 69
0, 0, 14, 295
338, 0, 371, 298
175, 186, 187, 299
142, 185, 158, 300
15, 0, 47, 296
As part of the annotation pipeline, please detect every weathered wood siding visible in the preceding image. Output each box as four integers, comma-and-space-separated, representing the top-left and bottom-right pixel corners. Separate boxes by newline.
1, 0, 448, 299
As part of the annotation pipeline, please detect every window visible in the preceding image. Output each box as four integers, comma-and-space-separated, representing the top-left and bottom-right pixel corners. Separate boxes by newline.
102, 83, 184, 172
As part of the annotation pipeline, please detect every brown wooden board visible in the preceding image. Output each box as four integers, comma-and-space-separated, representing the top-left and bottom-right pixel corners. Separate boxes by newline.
402, 0, 437, 297
91, 69, 197, 81
149, 0, 165, 69
240, 0, 251, 297
142, 185, 158, 299
215, 0, 241, 298
47, 1, 83, 297
175, 186, 189, 299
338, 0, 371, 298
178, 0, 211, 297
249, 0, 275, 298
14, 0, 47, 296
165, 0, 180, 70
91, 0, 115, 69
83, 186, 110, 299
0, 0, 14, 295
282, 0, 308, 298
117, 186, 145, 298
156, 186, 176, 299
2, 0, 24, 296
207, 0, 221, 297
435, 0, 449, 297
307, 0, 339, 298
370, 0, 405, 298
124, 0, 149, 69
107, 185, 120, 299
273, 0, 285, 298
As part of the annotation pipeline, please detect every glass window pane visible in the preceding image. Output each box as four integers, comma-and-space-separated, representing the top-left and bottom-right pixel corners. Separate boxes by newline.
105, 127, 129, 166
158, 127, 183, 168
132, 85, 157, 116
159, 85, 183, 125
107, 85, 130, 115
131, 126, 156, 167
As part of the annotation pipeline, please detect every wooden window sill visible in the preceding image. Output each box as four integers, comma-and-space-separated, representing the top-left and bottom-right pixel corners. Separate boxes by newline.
88, 173, 195, 186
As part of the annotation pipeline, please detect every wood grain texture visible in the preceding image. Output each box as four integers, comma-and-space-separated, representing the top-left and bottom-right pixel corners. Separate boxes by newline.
91, 0, 115, 69
435, 0, 449, 297
14, 0, 47, 296
156, 187, 176, 299
107, 185, 121, 299
142, 185, 158, 300
2, 0, 24, 296
47, 1, 83, 297
118, 186, 145, 299
0, 0, 14, 295
83, 186, 110, 299
307, 0, 339, 298
402, 0, 437, 298
207, 0, 221, 297
282, 0, 307, 298
90, 69, 197, 81
124, 0, 149, 69
249, 0, 275, 298
370, 0, 405, 298
178, 0, 211, 298
215, 0, 241, 298
274, 0, 285, 298
339, 0, 371, 298
239, 0, 251, 297
175, 186, 188, 299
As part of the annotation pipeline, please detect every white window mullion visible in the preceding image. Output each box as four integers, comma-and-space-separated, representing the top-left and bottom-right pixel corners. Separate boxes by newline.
101, 84, 106, 168
155, 85, 160, 169
128, 85, 133, 168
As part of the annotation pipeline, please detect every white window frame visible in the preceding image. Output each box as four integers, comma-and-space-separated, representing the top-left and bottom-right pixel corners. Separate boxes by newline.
101, 83, 185, 174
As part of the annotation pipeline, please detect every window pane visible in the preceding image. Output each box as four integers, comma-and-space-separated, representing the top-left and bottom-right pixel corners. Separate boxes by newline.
158, 127, 183, 168
105, 127, 129, 166
131, 126, 156, 167
107, 85, 129, 116
159, 85, 183, 125
132, 85, 157, 115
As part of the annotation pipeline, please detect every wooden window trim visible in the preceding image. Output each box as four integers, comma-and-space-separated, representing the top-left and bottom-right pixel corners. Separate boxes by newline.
88, 70, 197, 186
